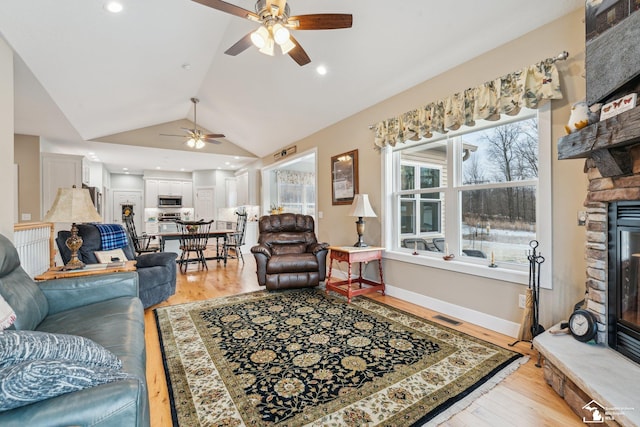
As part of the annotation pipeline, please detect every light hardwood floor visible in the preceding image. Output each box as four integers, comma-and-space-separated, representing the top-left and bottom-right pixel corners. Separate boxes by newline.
144, 255, 582, 426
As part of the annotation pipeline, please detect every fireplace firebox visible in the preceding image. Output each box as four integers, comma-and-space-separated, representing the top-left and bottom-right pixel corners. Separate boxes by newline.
608, 201, 640, 364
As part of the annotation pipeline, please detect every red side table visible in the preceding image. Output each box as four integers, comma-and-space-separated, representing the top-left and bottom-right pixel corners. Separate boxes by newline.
325, 246, 385, 302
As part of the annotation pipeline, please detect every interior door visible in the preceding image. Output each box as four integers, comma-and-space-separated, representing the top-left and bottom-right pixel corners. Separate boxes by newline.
195, 187, 215, 222
112, 190, 143, 231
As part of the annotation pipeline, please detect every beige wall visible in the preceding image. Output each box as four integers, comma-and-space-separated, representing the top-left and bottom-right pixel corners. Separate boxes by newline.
264, 8, 588, 330
14, 134, 40, 222
0, 37, 14, 239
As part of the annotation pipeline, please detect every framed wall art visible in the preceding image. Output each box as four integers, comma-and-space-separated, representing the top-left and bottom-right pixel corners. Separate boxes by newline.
331, 149, 358, 205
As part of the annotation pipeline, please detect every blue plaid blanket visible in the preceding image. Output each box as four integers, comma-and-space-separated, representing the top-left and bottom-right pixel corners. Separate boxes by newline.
94, 224, 128, 250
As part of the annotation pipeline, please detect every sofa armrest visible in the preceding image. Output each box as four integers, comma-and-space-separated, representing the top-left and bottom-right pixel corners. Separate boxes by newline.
0, 378, 148, 427
39, 272, 139, 315
135, 251, 177, 269
308, 242, 329, 255
251, 244, 272, 258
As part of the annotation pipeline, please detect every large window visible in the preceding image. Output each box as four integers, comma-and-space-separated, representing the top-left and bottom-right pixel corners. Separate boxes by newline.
384, 106, 551, 281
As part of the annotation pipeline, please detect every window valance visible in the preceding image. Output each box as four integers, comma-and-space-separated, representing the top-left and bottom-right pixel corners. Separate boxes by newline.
373, 58, 564, 149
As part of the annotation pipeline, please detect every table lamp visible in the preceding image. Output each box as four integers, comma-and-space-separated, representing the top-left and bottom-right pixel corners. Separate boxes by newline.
43, 186, 103, 270
348, 194, 377, 247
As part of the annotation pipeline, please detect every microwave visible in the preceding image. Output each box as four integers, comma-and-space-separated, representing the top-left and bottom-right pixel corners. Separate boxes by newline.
158, 195, 182, 208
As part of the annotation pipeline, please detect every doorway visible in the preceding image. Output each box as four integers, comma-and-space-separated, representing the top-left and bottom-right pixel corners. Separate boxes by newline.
261, 149, 317, 220
112, 190, 143, 232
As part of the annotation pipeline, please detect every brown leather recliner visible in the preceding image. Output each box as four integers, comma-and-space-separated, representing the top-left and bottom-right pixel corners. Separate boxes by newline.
251, 213, 329, 290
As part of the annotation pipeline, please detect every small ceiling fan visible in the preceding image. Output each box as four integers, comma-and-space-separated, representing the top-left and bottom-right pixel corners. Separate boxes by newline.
192, 0, 352, 66
161, 97, 225, 149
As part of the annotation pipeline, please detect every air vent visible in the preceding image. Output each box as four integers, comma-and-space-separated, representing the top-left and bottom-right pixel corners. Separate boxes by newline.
433, 315, 462, 326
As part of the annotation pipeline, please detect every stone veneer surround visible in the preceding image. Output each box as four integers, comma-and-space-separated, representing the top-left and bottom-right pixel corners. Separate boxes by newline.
584, 147, 640, 344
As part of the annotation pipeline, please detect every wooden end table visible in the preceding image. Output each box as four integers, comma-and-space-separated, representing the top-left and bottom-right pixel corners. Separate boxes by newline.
35, 261, 137, 281
325, 246, 385, 303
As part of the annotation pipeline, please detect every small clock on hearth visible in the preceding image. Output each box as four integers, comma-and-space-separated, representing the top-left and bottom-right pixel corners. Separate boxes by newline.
568, 309, 597, 342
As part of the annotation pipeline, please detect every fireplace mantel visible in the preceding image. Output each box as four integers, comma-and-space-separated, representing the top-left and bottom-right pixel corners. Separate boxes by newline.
558, 105, 640, 177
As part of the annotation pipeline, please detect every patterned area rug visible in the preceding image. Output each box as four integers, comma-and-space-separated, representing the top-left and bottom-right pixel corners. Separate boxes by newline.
155, 289, 524, 426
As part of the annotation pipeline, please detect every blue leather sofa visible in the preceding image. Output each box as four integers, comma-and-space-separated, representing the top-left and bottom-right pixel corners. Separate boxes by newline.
0, 233, 149, 426
56, 224, 177, 308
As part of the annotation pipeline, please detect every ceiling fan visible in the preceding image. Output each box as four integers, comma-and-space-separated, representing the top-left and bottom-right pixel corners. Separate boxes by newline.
161, 97, 225, 149
192, 0, 352, 66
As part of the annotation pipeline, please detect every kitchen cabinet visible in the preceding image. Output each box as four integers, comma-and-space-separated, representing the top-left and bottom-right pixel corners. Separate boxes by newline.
182, 181, 193, 207
236, 171, 248, 206
145, 179, 159, 208
158, 180, 180, 196
225, 177, 237, 208
145, 179, 193, 208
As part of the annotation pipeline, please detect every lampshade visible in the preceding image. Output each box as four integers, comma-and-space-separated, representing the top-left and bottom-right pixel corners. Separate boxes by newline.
195, 139, 205, 149
348, 194, 377, 218
272, 23, 290, 45
251, 25, 269, 48
186, 138, 196, 148
279, 38, 296, 55
43, 187, 103, 223
259, 36, 275, 56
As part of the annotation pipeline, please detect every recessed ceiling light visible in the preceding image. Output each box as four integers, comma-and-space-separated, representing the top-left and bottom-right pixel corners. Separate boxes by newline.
234, 156, 240, 160
122, 167, 128, 171
181, 63, 192, 71
316, 65, 327, 76
104, 1, 123, 13
156, 166, 161, 170
180, 168, 185, 172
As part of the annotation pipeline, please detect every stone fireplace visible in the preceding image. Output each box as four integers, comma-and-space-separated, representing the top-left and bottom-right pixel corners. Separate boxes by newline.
585, 168, 640, 363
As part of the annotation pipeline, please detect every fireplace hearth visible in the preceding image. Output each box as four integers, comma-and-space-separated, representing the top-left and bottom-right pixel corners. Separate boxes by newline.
608, 201, 640, 364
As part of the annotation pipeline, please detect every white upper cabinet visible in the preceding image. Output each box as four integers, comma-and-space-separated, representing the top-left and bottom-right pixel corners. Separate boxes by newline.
182, 181, 193, 207
145, 178, 193, 208
145, 179, 159, 208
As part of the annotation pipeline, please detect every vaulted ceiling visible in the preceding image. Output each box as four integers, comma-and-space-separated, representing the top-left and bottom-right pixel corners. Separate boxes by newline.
1, 0, 583, 174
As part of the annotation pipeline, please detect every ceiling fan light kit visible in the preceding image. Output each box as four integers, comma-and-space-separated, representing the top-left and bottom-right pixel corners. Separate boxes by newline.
161, 97, 225, 149
193, 0, 352, 66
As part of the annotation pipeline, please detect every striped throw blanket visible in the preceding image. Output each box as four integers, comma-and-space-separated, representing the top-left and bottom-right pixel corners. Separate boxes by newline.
94, 224, 128, 250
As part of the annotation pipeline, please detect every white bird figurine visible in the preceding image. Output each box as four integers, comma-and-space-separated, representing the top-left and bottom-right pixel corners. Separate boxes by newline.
565, 100, 601, 134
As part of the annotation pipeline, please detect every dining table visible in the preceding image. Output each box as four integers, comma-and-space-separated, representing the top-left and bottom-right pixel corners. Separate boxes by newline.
155, 229, 235, 266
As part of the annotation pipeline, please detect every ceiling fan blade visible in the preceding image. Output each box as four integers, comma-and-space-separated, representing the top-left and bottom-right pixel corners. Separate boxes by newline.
191, 0, 258, 20
288, 35, 311, 66
287, 14, 353, 30
160, 134, 188, 138
205, 139, 223, 144
225, 32, 254, 56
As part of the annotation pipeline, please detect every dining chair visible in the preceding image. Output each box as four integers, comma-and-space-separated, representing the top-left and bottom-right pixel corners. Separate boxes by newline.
176, 220, 213, 273
224, 210, 248, 264
124, 213, 159, 256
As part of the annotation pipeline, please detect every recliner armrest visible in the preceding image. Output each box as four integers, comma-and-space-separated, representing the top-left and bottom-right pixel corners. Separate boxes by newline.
251, 244, 272, 258
135, 251, 178, 268
39, 272, 139, 315
309, 242, 329, 255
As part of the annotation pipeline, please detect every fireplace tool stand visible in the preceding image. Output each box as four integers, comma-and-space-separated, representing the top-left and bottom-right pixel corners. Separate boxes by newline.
509, 240, 546, 367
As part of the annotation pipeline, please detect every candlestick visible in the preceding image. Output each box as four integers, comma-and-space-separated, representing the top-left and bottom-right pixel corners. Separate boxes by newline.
445, 243, 449, 255
488, 250, 498, 268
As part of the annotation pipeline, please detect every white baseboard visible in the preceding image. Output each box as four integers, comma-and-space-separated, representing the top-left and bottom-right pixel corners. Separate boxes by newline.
383, 284, 521, 338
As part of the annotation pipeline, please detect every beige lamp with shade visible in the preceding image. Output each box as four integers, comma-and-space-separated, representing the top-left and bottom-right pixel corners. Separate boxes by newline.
348, 194, 377, 247
43, 186, 102, 270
